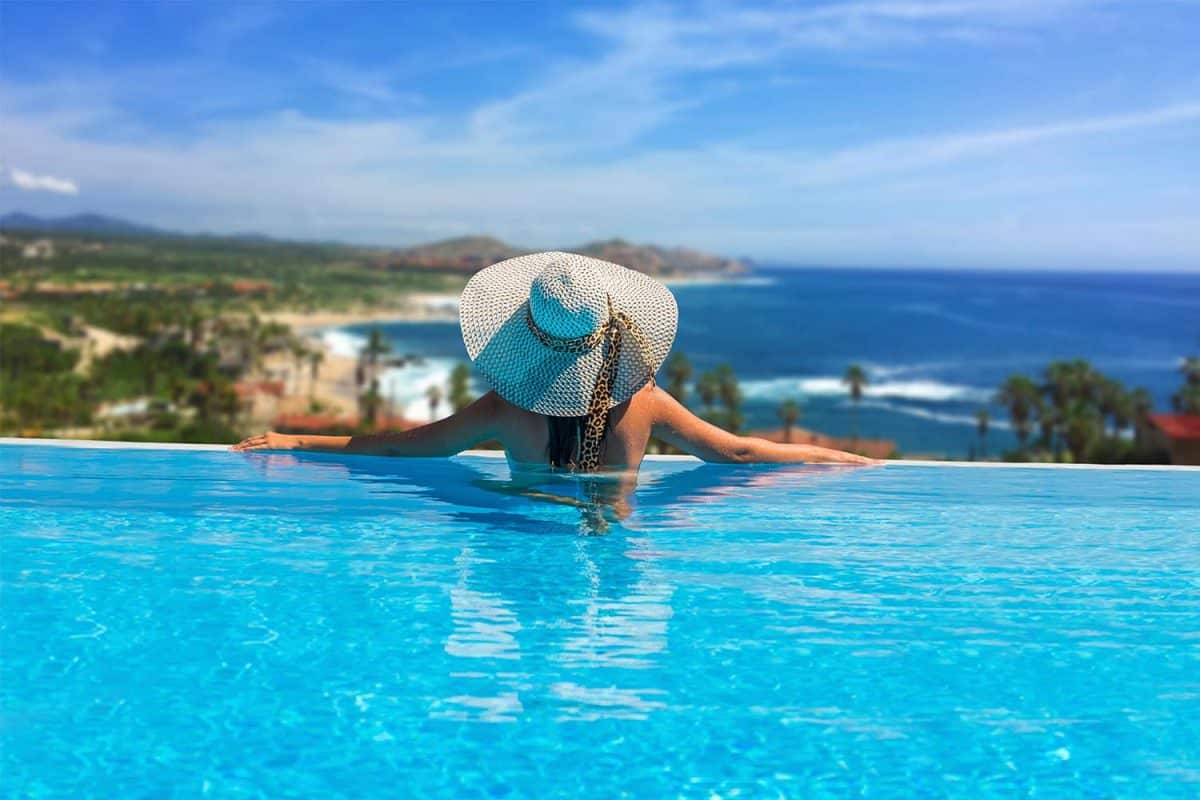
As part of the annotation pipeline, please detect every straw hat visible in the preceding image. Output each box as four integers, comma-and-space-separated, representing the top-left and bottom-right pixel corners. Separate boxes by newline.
460, 251, 678, 416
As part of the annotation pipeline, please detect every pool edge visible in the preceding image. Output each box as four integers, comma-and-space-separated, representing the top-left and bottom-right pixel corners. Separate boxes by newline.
2, 437, 1196, 471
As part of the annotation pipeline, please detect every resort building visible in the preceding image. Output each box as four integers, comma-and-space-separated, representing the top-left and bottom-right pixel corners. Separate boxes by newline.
1147, 414, 1200, 465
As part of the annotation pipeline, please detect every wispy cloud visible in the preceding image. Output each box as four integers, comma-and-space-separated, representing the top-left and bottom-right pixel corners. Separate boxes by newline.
6, 168, 79, 195
470, 0, 1106, 154
0, 1, 1196, 269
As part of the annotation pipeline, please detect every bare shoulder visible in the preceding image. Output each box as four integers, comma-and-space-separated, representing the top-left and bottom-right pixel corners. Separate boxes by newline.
641, 384, 688, 421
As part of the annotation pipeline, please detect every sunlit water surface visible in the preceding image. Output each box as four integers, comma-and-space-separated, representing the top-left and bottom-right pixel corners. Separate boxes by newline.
2, 444, 1198, 798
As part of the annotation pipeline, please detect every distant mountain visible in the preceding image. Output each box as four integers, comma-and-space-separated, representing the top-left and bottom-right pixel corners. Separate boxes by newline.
2, 211, 750, 277
574, 238, 749, 277
0, 212, 165, 237
383, 235, 749, 277
390, 235, 524, 269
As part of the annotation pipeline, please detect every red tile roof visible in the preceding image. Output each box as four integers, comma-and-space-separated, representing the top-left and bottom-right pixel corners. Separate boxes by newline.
233, 380, 285, 398
1148, 414, 1200, 440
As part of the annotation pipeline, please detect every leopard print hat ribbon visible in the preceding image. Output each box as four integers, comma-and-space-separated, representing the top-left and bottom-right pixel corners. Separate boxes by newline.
525, 296, 655, 471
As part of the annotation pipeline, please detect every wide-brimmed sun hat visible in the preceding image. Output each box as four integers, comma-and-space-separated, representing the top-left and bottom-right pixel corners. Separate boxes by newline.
459, 251, 678, 418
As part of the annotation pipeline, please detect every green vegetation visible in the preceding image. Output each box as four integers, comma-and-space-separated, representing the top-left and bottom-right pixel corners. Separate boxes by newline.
448, 363, 475, 412
974, 408, 990, 460
664, 353, 692, 405
1175, 356, 1200, 414
842, 363, 868, 440
2, 229, 461, 336
0, 229, 467, 441
993, 358, 1184, 464
0, 318, 256, 442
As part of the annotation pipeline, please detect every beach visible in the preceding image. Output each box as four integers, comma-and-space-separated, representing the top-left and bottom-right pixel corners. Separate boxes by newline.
257, 293, 462, 422
263, 292, 460, 333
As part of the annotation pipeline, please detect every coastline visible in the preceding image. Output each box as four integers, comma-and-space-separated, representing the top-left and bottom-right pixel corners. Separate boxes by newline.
257, 272, 754, 426
263, 292, 461, 333
259, 293, 462, 423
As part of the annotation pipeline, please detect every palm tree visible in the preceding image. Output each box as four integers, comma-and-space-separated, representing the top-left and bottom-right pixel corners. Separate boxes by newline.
1061, 399, 1101, 462
1107, 383, 1134, 436
843, 364, 868, 441
1044, 359, 1099, 412
696, 371, 720, 418
778, 399, 801, 442
448, 363, 473, 412
1181, 355, 1200, 387
359, 378, 384, 429
975, 408, 990, 460
1173, 356, 1200, 413
714, 363, 742, 432
363, 329, 392, 384
307, 350, 324, 402
665, 353, 692, 404
289, 340, 309, 396
996, 375, 1038, 451
426, 383, 443, 421
1130, 386, 1154, 447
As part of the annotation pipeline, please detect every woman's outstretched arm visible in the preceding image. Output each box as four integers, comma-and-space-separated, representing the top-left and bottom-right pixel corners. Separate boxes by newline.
232, 392, 504, 457
648, 387, 879, 465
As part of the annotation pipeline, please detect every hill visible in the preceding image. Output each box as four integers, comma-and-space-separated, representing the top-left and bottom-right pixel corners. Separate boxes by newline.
383, 235, 749, 277
0, 212, 164, 237
3, 211, 751, 277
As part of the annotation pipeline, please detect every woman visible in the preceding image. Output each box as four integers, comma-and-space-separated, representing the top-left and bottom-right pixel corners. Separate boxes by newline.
233, 251, 876, 469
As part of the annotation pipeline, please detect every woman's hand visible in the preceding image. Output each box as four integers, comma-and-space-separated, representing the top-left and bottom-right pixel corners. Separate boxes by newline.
231, 431, 301, 452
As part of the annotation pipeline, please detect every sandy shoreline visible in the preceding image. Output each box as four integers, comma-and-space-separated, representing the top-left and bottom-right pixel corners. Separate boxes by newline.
257, 294, 461, 422
263, 292, 461, 333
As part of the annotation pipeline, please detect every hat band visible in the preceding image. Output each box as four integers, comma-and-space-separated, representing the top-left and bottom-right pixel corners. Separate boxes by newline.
524, 298, 611, 353
524, 298, 656, 472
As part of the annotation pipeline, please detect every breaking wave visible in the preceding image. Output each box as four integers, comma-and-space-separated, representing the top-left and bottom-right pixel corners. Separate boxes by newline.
855, 400, 1013, 430
740, 376, 993, 404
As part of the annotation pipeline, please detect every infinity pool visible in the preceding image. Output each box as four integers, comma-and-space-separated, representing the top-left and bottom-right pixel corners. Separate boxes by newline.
2, 442, 1198, 798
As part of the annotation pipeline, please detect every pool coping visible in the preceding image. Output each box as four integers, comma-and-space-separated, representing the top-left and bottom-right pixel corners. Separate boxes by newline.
2, 437, 1196, 471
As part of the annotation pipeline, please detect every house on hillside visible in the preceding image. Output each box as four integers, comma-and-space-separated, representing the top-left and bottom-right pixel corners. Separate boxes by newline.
1147, 414, 1200, 465
21, 239, 55, 259
233, 380, 286, 422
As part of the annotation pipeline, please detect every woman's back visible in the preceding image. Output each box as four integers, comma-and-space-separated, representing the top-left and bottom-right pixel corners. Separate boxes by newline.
498, 384, 656, 470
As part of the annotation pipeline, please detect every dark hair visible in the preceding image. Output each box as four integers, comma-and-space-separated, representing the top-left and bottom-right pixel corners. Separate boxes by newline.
546, 414, 606, 469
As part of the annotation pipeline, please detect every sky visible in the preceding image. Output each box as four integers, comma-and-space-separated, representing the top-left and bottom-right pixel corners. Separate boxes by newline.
2, 0, 1199, 270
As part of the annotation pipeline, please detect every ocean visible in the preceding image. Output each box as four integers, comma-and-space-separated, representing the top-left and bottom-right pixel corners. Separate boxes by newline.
333, 268, 1199, 457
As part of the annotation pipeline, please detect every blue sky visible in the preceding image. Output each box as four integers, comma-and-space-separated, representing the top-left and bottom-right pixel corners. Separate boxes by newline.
2, 0, 1198, 269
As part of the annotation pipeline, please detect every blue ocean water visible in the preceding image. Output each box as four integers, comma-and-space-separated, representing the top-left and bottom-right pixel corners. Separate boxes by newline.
3, 443, 1199, 798
347, 269, 1200, 456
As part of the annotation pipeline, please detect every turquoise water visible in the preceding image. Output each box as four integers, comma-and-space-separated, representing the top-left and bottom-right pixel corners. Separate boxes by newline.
3, 443, 1199, 798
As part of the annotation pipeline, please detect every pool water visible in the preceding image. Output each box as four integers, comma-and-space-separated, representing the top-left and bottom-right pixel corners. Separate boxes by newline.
2, 443, 1198, 798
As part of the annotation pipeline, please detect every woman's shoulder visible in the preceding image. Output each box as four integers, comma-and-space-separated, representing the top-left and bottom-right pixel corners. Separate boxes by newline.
626, 383, 677, 422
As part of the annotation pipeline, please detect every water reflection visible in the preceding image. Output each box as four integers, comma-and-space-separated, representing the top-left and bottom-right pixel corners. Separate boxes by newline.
241, 451, 854, 534
235, 452, 869, 722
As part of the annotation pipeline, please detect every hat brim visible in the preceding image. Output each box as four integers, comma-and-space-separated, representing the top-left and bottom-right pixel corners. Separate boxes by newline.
460, 251, 678, 416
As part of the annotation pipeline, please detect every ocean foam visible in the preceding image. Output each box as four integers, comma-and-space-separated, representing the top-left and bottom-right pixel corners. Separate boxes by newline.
856, 399, 1013, 430
379, 358, 478, 422
320, 329, 367, 358
740, 376, 993, 404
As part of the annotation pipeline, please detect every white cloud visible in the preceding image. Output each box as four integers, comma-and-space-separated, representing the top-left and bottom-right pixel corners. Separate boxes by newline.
7, 168, 79, 195
0, 1, 1196, 269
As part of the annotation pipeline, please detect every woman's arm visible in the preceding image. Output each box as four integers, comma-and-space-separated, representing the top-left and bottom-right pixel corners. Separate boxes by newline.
232, 391, 504, 457
649, 387, 878, 465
